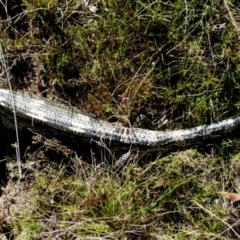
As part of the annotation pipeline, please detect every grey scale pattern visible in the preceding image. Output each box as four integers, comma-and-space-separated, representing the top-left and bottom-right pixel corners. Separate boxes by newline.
0, 89, 240, 150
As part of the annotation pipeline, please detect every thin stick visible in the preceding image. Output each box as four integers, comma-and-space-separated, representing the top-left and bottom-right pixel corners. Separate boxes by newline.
0, 44, 22, 178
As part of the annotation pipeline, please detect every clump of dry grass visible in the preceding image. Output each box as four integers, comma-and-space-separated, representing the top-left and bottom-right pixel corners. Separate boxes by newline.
1, 0, 240, 239
1, 149, 240, 239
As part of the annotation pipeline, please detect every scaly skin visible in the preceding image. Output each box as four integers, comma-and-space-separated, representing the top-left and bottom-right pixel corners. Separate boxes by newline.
0, 89, 240, 150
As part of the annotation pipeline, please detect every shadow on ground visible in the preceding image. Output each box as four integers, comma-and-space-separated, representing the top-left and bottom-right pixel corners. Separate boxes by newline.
0, 122, 33, 189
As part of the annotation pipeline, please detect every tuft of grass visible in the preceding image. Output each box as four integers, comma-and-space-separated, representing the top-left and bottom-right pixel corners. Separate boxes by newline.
1, 0, 240, 124
1, 0, 240, 239
2, 149, 240, 239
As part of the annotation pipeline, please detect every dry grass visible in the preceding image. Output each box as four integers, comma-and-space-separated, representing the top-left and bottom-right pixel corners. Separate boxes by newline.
1, 0, 240, 239
2, 149, 240, 239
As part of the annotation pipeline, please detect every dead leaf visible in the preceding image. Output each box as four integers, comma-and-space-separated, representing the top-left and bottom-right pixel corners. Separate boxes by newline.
89, 194, 107, 203
220, 192, 240, 202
